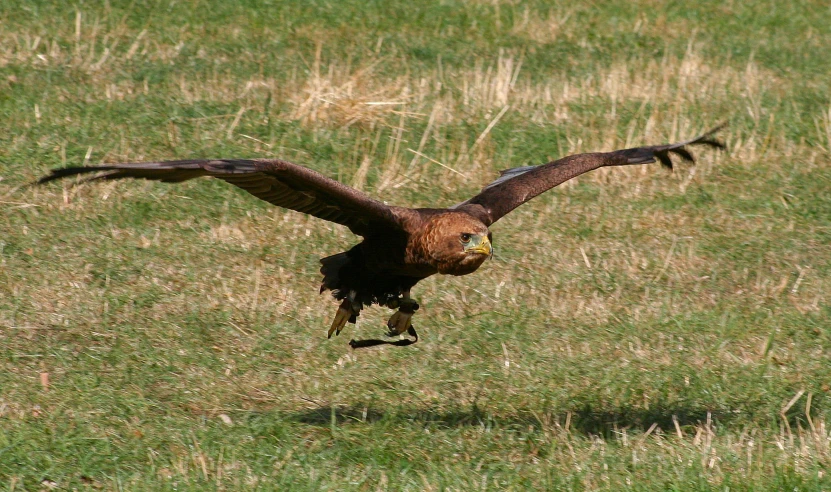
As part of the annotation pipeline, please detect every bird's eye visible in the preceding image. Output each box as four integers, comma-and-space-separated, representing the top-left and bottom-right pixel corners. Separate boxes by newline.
460, 233, 472, 243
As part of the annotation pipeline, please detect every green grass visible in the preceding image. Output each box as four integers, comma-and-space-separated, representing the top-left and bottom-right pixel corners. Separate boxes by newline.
2, 0, 831, 489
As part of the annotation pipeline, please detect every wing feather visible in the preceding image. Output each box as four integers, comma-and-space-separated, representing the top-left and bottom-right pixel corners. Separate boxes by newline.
454, 125, 726, 226
38, 158, 404, 236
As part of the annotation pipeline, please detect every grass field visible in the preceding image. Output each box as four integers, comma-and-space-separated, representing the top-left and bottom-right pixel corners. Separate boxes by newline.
2, 0, 831, 489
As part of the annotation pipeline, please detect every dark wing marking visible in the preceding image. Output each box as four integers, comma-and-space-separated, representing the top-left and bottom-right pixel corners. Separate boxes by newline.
38, 159, 404, 236
453, 125, 726, 226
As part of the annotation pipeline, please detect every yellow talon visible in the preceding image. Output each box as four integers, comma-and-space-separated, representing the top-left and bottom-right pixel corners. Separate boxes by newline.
386, 309, 414, 337
328, 299, 361, 338
328, 308, 348, 338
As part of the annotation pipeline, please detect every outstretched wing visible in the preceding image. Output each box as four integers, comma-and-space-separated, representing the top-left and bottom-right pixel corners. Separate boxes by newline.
453, 125, 726, 226
38, 159, 404, 236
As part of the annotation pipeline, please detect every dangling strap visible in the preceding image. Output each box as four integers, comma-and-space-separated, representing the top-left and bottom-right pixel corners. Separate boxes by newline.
349, 326, 418, 349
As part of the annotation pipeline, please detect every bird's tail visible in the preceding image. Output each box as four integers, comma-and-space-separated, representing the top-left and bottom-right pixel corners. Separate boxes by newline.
319, 252, 351, 297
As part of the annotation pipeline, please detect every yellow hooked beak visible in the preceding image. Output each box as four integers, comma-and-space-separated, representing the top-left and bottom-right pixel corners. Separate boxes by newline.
464, 234, 492, 257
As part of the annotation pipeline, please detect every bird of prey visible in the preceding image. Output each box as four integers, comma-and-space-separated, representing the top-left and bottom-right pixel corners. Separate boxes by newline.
38, 126, 725, 348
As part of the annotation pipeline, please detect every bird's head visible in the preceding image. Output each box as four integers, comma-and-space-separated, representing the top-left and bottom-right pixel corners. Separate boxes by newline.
422, 213, 492, 276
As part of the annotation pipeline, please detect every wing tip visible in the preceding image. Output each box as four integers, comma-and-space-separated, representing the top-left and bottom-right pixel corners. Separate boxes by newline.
35, 166, 110, 185
624, 122, 728, 169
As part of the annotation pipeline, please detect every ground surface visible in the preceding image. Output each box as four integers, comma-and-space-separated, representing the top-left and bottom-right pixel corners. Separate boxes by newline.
2, 0, 830, 489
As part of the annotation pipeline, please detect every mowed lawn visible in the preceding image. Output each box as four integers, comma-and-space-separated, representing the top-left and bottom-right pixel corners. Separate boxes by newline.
2, 0, 830, 489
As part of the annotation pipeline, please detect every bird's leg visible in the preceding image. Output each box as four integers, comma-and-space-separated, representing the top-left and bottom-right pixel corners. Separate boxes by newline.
385, 290, 419, 337
327, 298, 362, 338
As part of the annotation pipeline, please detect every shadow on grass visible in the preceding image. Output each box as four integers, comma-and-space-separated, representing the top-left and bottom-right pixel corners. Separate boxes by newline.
288, 402, 728, 438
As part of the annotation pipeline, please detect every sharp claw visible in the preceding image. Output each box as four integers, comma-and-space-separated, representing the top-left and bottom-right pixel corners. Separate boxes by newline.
328, 300, 361, 338
328, 307, 349, 338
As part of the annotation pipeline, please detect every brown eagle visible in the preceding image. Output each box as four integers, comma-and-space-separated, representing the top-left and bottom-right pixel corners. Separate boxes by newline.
38, 126, 724, 348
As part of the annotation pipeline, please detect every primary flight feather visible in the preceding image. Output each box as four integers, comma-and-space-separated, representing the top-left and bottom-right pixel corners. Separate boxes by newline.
38, 126, 725, 348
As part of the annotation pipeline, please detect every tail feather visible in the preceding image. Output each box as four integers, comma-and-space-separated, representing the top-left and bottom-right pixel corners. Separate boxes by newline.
319, 252, 351, 295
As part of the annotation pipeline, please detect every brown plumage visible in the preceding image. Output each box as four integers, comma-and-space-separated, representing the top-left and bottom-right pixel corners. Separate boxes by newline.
38, 126, 725, 347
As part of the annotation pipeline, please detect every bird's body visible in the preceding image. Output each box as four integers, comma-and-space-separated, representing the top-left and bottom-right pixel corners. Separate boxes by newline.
320, 209, 489, 304
38, 126, 725, 347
